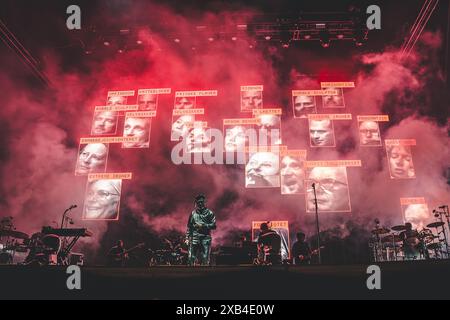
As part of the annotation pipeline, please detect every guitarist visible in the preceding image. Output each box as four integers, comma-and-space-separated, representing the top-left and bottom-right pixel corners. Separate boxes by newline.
107, 240, 128, 267
292, 232, 312, 265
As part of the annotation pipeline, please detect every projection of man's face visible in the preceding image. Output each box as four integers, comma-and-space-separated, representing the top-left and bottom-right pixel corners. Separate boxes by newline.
171, 115, 194, 140
293, 95, 315, 115
225, 126, 247, 152
107, 96, 127, 106
92, 111, 117, 135
123, 117, 150, 148
359, 121, 381, 145
246, 152, 279, 187
174, 97, 195, 109
322, 88, 344, 107
404, 204, 429, 230
186, 127, 211, 152
388, 146, 415, 179
76, 143, 107, 175
280, 156, 304, 194
241, 90, 262, 110
138, 94, 157, 110
84, 179, 121, 220
306, 167, 350, 212
309, 119, 334, 146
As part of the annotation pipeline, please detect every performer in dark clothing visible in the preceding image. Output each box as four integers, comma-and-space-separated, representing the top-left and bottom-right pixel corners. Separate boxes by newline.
400, 223, 421, 260
107, 240, 128, 267
257, 223, 281, 265
185, 194, 216, 266
292, 232, 312, 264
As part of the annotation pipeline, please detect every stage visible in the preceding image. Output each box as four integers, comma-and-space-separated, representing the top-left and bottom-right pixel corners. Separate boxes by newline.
1, 260, 449, 300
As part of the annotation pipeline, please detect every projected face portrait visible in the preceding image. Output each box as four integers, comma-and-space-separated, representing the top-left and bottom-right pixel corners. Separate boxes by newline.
241, 90, 262, 111
257, 114, 281, 145
245, 152, 280, 188
293, 95, 316, 118
171, 115, 195, 140
404, 204, 429, 230
224, 125, 247, 152
137, 93, 158, 111
186, 127, 211, 153
174, 97, 195, 109
387, 145, 415, 179
91, 111, 118, 135
322, 87, 345, 108
122, 117, 151, 148
83, 179, 121, 220
280, 155, 305, 195
306, 167, 350, 212
309, 119, 335, 147
107, 96, 127, 106
359, 121, 381, 146
75, 143, 108, 176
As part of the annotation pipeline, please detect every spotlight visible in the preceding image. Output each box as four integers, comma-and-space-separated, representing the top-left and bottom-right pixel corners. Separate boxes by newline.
174, 38, 181, 43
207, 37, 214, 42
354, 29, 367, 47
136, 40, 143, 45
319, 31, 330, 48
231, 36, 237, 41
281, 41, 290, 48
103, 41, 110, 46
265, 35, 271, 41
303, 34, 311, 40
337, 34, 345, 39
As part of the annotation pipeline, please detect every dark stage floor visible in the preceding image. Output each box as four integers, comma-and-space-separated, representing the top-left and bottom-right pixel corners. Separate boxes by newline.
1, 260, 450, 299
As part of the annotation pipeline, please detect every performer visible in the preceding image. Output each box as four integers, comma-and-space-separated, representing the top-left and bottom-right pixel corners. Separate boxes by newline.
185, 194, 216, 266
257, 223, 281, 265
107, 240, 128, 267
291, 232, 312, 264
399, 223, 421, 260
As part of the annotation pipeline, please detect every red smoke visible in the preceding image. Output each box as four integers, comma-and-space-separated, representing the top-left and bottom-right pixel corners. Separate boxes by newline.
0, 2, 448, 260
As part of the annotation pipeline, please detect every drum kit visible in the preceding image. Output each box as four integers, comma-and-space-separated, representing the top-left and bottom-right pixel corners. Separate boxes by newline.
1, 217, 88, 266
148, 238, 188, 266
370, 219, 449, 262
0, 217, 30, 265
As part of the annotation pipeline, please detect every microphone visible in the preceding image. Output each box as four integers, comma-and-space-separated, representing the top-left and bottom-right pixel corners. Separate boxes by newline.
312, 183, 316, 188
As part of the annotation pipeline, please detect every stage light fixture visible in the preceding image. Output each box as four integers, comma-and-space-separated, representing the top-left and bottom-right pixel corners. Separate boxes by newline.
174, 38, 181, 43
103, 41, 110, 46
354, 29, 367, 47
231, 36, 237, 41
319, 31, 330, 48
265, 35, 271, 40
281, 41, 290, 48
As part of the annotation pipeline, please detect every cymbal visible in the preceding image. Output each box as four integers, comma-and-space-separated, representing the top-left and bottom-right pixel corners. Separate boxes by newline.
381, 234, 402, 243
391, 225, 407, 231
0, 229, 29, 239
426, 222, 445, 228
371, 227, 390, 235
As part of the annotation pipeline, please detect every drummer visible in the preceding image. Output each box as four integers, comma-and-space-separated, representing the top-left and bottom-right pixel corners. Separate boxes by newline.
399, 223, 421, 260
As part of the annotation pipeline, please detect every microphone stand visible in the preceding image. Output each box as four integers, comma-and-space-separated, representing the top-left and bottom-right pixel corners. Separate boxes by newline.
312, 183, 322, 264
